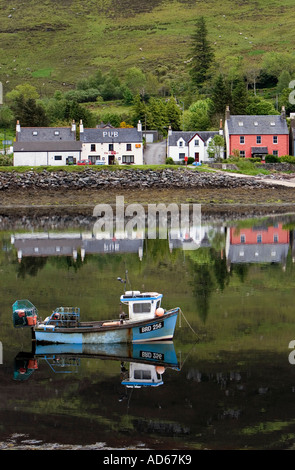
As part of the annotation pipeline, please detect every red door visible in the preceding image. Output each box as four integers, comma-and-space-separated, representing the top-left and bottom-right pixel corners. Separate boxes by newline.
195, 152, 199, 162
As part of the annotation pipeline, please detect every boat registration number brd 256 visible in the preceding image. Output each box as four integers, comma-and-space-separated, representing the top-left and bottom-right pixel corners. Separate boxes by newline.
140, 321, 164, 334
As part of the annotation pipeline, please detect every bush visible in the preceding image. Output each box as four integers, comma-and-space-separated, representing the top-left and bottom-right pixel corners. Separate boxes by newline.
165, 157, 174, 165
187, 157, 195, 165
0, 154, 13, 166
280, 155, 295, 164
265, 154, 279, 163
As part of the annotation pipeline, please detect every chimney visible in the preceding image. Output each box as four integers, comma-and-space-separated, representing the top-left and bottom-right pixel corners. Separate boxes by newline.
281, 106, 286, 120
219, 119, 223, 135
79, 119, 84, 133
168, 125, 172, 136
225, 106, 230, 120
16, 120, 21, 134
71, 120, 76, 133
137, 120, 142, 132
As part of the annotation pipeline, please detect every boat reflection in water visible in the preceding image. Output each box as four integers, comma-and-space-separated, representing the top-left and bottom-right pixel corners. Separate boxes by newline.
13, 341, 180, 388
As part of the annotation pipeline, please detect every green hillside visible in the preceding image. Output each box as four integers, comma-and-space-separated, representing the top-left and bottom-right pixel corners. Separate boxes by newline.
1, 0, 295, 96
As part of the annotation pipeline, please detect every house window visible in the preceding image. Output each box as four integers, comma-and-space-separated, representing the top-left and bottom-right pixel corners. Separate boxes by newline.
273, 150, 278, 156
274, 234, 278, 243
239, 150, 245, 158
126, 143, 132, 151
179, 153, 185, 160
240, 136, 245, 144
122, 155, 134, 164
240, 234, 246, 244
109, 144, 114, 151
91, 144, 96, 151
257, 234, 262, 243
54, 155, 62, 161
32, 131, 38, 136
54, 131, 60, 136
256, 136, 261, 144
273, 136, 278, 144
194, 139, 199, 146
178, 141, 183, 147
238, 121, 243, 126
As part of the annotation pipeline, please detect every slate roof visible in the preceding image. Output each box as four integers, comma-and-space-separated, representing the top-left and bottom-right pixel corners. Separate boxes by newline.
168, 131, 219, 146
227, 244, 289, 264
16, 127, 76, 142
226, 115, 289, 135
80, 128, 142, 143
14, 141, 82, 152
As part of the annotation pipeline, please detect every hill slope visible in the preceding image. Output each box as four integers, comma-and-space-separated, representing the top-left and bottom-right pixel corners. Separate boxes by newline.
0, 0, 295, 96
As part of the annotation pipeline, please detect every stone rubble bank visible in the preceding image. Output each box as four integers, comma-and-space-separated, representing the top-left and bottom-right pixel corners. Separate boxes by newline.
0, 168, 272, 190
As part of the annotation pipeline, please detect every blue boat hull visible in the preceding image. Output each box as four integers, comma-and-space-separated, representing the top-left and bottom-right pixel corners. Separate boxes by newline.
34, 308, 179, 344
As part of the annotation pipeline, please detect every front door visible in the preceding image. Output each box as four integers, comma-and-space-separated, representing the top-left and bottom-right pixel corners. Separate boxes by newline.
195, 152, 199, 162
108, 155, 115, 165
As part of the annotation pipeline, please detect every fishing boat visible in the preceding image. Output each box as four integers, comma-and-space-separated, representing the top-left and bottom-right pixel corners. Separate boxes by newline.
12, 291, 180, 344
14, 341, 180, 387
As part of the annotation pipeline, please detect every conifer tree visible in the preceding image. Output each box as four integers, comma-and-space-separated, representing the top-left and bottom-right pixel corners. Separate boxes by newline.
232, 78, 249, 114
210, 74, 230, 115
189, 16, 215, 88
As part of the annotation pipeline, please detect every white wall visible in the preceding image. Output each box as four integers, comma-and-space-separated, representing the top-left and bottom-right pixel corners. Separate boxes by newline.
14, 152, 48, 166
81, 143, 143, 165
14, 151, 81, 166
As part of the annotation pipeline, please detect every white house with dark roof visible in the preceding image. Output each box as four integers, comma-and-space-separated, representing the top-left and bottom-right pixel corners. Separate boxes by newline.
79, 120, 143, 165
167, 127, 223, 163
13, 120, 81, 166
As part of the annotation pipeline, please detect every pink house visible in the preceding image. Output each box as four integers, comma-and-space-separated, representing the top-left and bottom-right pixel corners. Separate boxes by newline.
224, 106, 289, 159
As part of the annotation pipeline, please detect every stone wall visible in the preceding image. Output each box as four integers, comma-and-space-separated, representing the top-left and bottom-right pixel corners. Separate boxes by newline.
0, 168, 269, 190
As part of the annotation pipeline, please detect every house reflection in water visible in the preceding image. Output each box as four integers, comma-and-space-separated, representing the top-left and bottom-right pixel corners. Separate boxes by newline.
11, 231, 144, 262
225, 223, 290, 271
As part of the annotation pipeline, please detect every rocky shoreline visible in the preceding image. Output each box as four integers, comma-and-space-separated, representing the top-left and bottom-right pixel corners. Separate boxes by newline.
0, 168, 294, 221
0, 167, 275, 190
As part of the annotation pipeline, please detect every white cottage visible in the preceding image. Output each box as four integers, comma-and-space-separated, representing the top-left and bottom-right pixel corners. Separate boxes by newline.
79, 120, 143, 165
13, 121, 81, 166
167, 127, 223, 163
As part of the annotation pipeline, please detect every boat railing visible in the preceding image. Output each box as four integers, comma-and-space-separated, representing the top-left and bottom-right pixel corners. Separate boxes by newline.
44, 307, 80, 327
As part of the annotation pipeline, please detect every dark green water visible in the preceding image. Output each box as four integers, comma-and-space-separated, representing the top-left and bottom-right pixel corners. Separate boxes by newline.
1, 212, 295, 450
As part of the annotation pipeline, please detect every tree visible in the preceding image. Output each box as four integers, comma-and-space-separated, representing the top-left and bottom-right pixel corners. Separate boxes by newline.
165, 97, 182, 130
12, 95, 48, 126
245, 96, 278, 115
189, 16, 214, 88
277, 70, 292, 94
124, 67, 146, 97
207, 134, 225, 160
210, 74, 231, 117
183, 98, 212, 131
232, 78, 249, 114
132, 94, 147, 127
6, 84, 39, 102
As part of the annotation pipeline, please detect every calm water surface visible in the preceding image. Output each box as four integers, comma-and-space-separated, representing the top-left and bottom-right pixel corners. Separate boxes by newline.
1, 212, 295, 450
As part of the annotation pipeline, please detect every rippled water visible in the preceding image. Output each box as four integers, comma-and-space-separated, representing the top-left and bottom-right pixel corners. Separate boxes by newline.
1, 212, 295, 450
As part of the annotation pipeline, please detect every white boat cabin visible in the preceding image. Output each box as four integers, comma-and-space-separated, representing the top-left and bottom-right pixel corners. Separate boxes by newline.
120, 291, 164, 321
121, 363, 164, 388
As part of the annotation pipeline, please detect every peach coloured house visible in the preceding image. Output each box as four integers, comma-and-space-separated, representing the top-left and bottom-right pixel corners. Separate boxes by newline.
224, 106, 289, 159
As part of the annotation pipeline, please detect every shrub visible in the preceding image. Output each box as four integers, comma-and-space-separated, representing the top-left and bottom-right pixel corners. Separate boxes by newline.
0, 154, 13, 166
280, 155, 295, 164
265, 154, 279, 163
165, 157, 174, 165
187, 157, 195, 165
